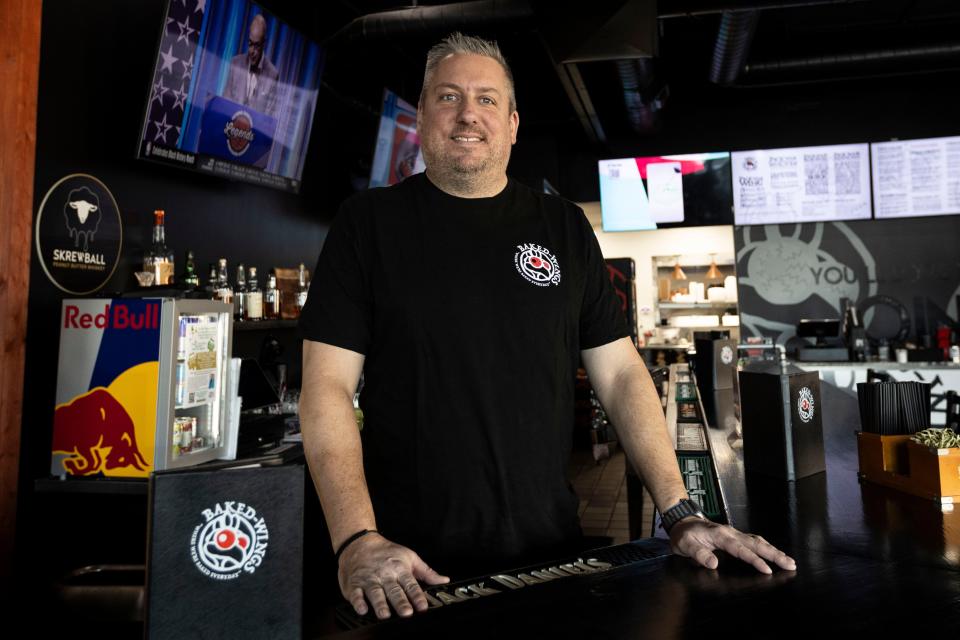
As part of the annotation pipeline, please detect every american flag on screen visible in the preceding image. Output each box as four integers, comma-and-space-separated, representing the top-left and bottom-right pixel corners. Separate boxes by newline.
143, 0, 206, 147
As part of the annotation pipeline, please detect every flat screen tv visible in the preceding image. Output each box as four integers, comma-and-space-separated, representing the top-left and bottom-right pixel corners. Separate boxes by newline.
871, 135, 960, 219
598, 153, 733, 231
137, 0, 324, 193
731, 143, 872, 225
369, 89, 425, 188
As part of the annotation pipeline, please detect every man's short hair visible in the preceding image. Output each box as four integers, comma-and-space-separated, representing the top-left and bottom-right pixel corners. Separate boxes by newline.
420, 32, 516, 113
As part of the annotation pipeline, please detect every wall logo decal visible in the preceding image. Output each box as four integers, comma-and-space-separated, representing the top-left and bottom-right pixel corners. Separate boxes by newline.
36, 174, 122, 295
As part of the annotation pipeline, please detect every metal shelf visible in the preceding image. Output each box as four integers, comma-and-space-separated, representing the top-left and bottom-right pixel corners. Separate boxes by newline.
233, 319, 299, 331
659, 302, 737, 309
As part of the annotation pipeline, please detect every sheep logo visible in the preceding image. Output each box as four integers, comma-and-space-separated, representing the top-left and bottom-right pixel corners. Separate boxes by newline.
64, 187, 102, 252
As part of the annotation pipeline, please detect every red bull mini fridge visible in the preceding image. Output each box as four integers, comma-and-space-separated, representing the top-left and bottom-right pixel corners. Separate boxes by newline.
51, 298, 233, 478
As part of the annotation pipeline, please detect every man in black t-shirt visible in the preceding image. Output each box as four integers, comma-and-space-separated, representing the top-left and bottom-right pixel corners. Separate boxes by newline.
299, 33, 797, 621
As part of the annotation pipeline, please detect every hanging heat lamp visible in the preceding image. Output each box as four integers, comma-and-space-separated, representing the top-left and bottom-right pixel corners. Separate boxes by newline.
706, 253, 722, 281
672, 256, 686, 280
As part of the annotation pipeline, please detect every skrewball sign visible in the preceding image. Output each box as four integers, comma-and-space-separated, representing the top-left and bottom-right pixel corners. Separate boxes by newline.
36, 174, 122, 294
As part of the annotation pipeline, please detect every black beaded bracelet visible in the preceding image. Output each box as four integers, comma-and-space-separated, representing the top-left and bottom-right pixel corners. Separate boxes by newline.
334, 528, 379, 562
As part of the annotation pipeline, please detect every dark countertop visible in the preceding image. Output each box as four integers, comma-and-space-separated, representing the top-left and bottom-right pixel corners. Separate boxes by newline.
793, 360, 960, 370
311, 377, 960, 637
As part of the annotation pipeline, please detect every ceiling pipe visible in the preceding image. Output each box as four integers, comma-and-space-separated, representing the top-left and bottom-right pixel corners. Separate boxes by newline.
658, 0, 869, 19
324, 0, 534, 46
744, 43, 960, 74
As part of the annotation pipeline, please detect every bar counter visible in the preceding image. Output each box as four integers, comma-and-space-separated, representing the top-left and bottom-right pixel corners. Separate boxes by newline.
311, 377, 960, 637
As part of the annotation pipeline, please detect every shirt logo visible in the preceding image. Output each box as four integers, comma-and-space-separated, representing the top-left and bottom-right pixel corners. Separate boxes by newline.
797, 387, 815, 423
515, 243, 561, 287
190, 501, 269, 580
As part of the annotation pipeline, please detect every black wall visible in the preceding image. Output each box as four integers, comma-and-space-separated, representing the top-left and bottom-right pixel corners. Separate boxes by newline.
734, 217, 960, 346
17, 0, 337, 595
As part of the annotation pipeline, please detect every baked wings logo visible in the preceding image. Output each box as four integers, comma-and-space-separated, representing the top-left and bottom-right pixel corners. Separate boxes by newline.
191, 501, 269, 580
514, 243, 561, 287
720, 345, 734, 365
797, 387, 815, 423
224, 110, 255, 157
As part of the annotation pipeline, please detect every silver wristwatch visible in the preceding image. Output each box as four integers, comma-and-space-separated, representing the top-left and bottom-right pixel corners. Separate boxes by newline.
660, 498, 706, 534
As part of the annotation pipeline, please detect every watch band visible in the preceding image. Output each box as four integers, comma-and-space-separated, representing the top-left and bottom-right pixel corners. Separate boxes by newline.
660, 498, 706, 534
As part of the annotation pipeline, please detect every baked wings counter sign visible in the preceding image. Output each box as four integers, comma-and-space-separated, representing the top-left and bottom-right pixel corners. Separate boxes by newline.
797, 387, 815, 423
720, 345, 735, 365
191, 501, 269, 580
35, 174, 122, 295
515, 243, 561, 287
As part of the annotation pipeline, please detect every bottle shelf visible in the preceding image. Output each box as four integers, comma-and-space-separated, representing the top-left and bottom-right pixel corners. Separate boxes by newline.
233, 319, 299, 331
659, 302, 737, 309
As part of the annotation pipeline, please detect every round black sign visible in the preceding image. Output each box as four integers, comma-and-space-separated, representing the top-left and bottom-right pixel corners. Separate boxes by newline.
35, 174, 123, 295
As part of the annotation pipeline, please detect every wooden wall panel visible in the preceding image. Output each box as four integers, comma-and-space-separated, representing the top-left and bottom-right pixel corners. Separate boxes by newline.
0, 0, 42, 580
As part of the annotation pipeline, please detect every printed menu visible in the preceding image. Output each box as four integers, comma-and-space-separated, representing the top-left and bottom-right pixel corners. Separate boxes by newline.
872, 136, 960, 219
732, 143, 871, 225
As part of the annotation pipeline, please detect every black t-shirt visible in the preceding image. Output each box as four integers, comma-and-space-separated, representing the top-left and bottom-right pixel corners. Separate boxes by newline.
300, 173, 629, 576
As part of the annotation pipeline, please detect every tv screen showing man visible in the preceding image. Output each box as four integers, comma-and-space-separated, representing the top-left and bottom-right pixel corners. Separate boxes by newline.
137, 0, 324, 192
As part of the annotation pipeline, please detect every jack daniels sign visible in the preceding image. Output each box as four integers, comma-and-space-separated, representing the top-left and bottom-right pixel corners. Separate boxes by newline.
335, 538, 671, 630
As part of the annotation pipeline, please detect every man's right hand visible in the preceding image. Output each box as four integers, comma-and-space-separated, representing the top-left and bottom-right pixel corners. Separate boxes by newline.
338, 533, 450, 619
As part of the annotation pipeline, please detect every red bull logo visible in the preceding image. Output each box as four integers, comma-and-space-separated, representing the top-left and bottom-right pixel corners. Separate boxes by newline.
52, 388, 149, 476
63, 303, 159, 330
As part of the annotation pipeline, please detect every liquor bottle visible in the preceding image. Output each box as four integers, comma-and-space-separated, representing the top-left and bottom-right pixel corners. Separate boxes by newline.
181, 250, 200, 290
296, 262, 309, 316
234, 264, 246, 320
215, 258, 233, 307
204, 263, 218, 299
144, 209, 174, 285
245, 266, 263, 321
264, 272, 281, 320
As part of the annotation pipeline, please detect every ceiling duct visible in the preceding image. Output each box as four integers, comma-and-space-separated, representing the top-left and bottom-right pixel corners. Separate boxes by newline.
709, 9, 760, 85
325, 0, 534, 46
616, 58, 667, 135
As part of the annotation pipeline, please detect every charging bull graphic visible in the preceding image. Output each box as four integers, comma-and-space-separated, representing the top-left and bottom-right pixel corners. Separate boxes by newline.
64, 186, 102, 252
52, 388, 149, 476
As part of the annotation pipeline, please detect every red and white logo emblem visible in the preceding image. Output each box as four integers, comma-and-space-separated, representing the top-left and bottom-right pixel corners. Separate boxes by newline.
797, 387, 815, 423
223, 110, 255, 157
515, 243, 561, 287
191, 501, 268, 580
720, 345, 734, 365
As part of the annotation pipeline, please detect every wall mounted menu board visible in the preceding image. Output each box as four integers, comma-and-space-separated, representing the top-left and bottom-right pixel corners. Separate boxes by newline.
599, 153, 732, 231
731, 144, 872, 225
871, 136, 960, 219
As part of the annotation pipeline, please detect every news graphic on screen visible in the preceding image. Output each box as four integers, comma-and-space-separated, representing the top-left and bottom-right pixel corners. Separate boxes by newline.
598, 153, 732, 232
731, 143, 872, 225
369, 89, 425, 188
137, 0, 324, 193
871, 135, 960, 219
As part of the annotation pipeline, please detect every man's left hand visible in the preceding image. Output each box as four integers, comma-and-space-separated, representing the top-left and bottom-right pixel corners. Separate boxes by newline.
669, 518, 797, 574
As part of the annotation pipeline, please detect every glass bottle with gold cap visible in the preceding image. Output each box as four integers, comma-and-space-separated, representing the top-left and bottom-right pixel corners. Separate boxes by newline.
144, 209, 174, 285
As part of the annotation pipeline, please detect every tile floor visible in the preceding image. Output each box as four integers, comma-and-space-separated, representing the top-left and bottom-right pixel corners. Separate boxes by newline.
570, 447, 655, 544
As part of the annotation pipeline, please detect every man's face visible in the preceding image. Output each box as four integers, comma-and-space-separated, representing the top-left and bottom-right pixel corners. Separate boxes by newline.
417, 54, 519, 182
247, 22, 265, 67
